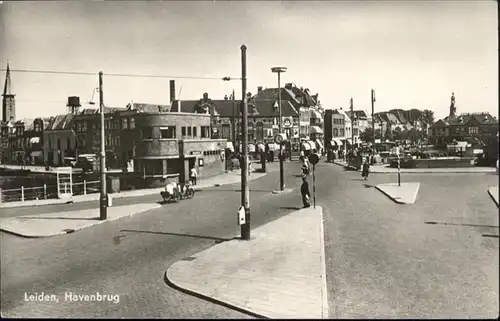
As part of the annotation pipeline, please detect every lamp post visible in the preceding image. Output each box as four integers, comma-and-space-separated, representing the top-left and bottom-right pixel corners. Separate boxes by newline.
271, 66, 287, 191
98, 71, 107, 220
371, 89, 376, 152
240, 45, 251, 240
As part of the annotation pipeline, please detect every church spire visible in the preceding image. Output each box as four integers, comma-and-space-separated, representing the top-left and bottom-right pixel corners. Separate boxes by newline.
449, 92, 456, 118
3, 63, 14, 97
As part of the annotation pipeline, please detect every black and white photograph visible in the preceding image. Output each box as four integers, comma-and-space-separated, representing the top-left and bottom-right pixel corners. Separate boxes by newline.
0, 0, 498, 318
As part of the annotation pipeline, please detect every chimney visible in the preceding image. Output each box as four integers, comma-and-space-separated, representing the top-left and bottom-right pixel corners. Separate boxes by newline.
285, 83, 293, 89
257, 86, 263, 93
224, 95, 228, 100
169, 80, 175, 103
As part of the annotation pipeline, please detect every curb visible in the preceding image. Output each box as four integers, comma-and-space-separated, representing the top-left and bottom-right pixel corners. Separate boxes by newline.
318, 207, 329, 318
164, 206, 328, 319
374, 186, 406, 204
332, 162, 495, 174
164, 269, 268, 319
0, 204, 162, 238
488, 187, 499, 207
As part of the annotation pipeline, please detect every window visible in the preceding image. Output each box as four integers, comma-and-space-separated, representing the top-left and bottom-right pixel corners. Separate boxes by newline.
105, 120, 110, 129
129, 118, 135, 129
333, 128, 338, 137
160, 126, 176, 139
142, 128, 153, 139
181, 126, 187, 137
57, 139, 61, 150
67, 138, 71, 150
221, 124, 231, 139
201, 126, 210, 138
122, 118, 129, 130
187, 127, 192, 136
83, 122, 88, 131
340, 129, 345, 136
115, 137, 120, 146
468, 126, 478, 135
193, 126, 197, 137
113, 120, 120, 130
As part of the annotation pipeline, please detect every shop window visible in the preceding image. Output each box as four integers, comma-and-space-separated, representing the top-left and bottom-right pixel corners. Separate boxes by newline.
160, 126, 176, 139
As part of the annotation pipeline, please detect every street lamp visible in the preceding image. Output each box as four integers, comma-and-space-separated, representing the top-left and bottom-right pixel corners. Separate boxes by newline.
98, 71, 107, 220
271, 66, 287, 191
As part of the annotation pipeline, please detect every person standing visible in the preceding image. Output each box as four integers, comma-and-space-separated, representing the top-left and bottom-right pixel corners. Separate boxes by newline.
301, 175, 311, 208
361, 155, 370, 180
190, 166, 198, 185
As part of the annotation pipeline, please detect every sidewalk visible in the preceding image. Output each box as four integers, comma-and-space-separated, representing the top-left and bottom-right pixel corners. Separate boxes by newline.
165, 206, 328, 319
0, 203, 162, 238
332, 160, 496, 174
0, 169, 268, 209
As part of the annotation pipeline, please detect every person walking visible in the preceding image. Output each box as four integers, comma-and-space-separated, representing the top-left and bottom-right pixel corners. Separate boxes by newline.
301, 175, 311, 208
190, 166, 198, 185
361, 155, 370, 180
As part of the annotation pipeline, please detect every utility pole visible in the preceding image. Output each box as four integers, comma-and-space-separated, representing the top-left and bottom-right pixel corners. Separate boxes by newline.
99, 71, 107, 220
371, 89, 376, 152
271, 66, 287, 191
240, 45, 250, 240
232, 89, 236, 150
350, 97, 354, 152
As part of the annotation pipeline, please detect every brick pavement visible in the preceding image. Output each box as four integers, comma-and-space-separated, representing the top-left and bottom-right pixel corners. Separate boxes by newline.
166, 206, 328, 319
0, 203, 162, 237
0, 168, 268, 209
375, 182, 421, 204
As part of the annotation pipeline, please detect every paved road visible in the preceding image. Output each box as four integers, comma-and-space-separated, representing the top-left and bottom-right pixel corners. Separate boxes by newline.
2, 160, 498, 318
1, 161, 305, 318
318, 163, 499, 318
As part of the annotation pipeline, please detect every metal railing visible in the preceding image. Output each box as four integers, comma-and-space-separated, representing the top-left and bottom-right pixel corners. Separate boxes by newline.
0, 180, 100, 203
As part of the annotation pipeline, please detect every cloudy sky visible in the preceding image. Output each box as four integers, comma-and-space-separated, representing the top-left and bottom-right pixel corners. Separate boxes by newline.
0, 0, 497, 120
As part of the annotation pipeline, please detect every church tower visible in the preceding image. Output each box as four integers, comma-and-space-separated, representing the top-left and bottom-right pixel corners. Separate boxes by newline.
2, 63, 16, 122
449, 92, 456, 118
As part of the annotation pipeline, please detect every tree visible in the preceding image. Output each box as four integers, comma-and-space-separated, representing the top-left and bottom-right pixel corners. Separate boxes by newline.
421, 109, 435, 126
359, 128, 374, 143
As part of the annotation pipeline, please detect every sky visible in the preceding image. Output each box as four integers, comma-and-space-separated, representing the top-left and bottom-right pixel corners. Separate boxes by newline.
0, 0, 498, 120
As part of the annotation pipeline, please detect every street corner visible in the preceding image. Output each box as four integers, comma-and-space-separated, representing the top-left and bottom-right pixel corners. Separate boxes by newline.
272, 188, 294, 194
164, 206, 328, 319
375, 182, 420, 204
488, 186, 499, 207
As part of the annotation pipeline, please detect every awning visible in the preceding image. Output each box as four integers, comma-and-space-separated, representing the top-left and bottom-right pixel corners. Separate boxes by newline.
30, 151, 43, 157
257, 143, 265, 152
30, 137, 40, 144
268, 143, 279, 151
332, 139, 342, 146
226, 141, 234, 152
301, 142, 311, 151
248, 144, 256, 152
307, 140, 316, 150
310, 126, 323, 134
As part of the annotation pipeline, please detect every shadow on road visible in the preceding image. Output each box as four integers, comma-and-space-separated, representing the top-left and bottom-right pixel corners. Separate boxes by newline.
363, 184, 374, 188
196, 189, 274, 193
280, 206, 302, 210
425, 221, 499, 229
119, 229, 238, 243
18, 216, 99, 221
482, 234, 499, 238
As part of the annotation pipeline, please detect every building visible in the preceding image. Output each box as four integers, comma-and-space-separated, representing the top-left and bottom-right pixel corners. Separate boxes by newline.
323, 109, 346, 151
133, 111, 226, 187
428, 93, 499, 156
43, 114, 77, 166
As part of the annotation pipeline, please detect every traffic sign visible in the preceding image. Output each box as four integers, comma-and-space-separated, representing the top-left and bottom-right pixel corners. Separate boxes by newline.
282, 117, 293, 128
309, 153, 320, 165
238, 206, 246, 225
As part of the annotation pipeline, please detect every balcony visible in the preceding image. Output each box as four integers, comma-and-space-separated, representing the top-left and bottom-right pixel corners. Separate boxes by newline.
134, 139, 178, 158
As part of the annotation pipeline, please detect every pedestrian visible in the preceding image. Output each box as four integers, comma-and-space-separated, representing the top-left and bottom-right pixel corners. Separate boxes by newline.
301, 175, 311, 208
361, 156, 370, 180
190, 166, 197, 185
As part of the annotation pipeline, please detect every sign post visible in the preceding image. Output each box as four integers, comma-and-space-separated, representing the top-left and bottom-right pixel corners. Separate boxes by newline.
395, 146, 401, 186
308, 153, 320, 208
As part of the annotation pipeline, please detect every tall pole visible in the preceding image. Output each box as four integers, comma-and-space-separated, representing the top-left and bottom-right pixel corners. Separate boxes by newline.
232, 89, 236, 150
99, 71, 107, 220
350, 97, 354, 152
240, 45, 250, 240
371, 89, 376, 152
278, 72, 285, 191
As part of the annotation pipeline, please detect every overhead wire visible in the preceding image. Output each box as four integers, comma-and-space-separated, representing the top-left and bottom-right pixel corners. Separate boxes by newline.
0, 68, 240, 80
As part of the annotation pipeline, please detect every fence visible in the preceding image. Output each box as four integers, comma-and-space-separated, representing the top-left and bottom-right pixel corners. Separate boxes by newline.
0, 180, 100, 204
